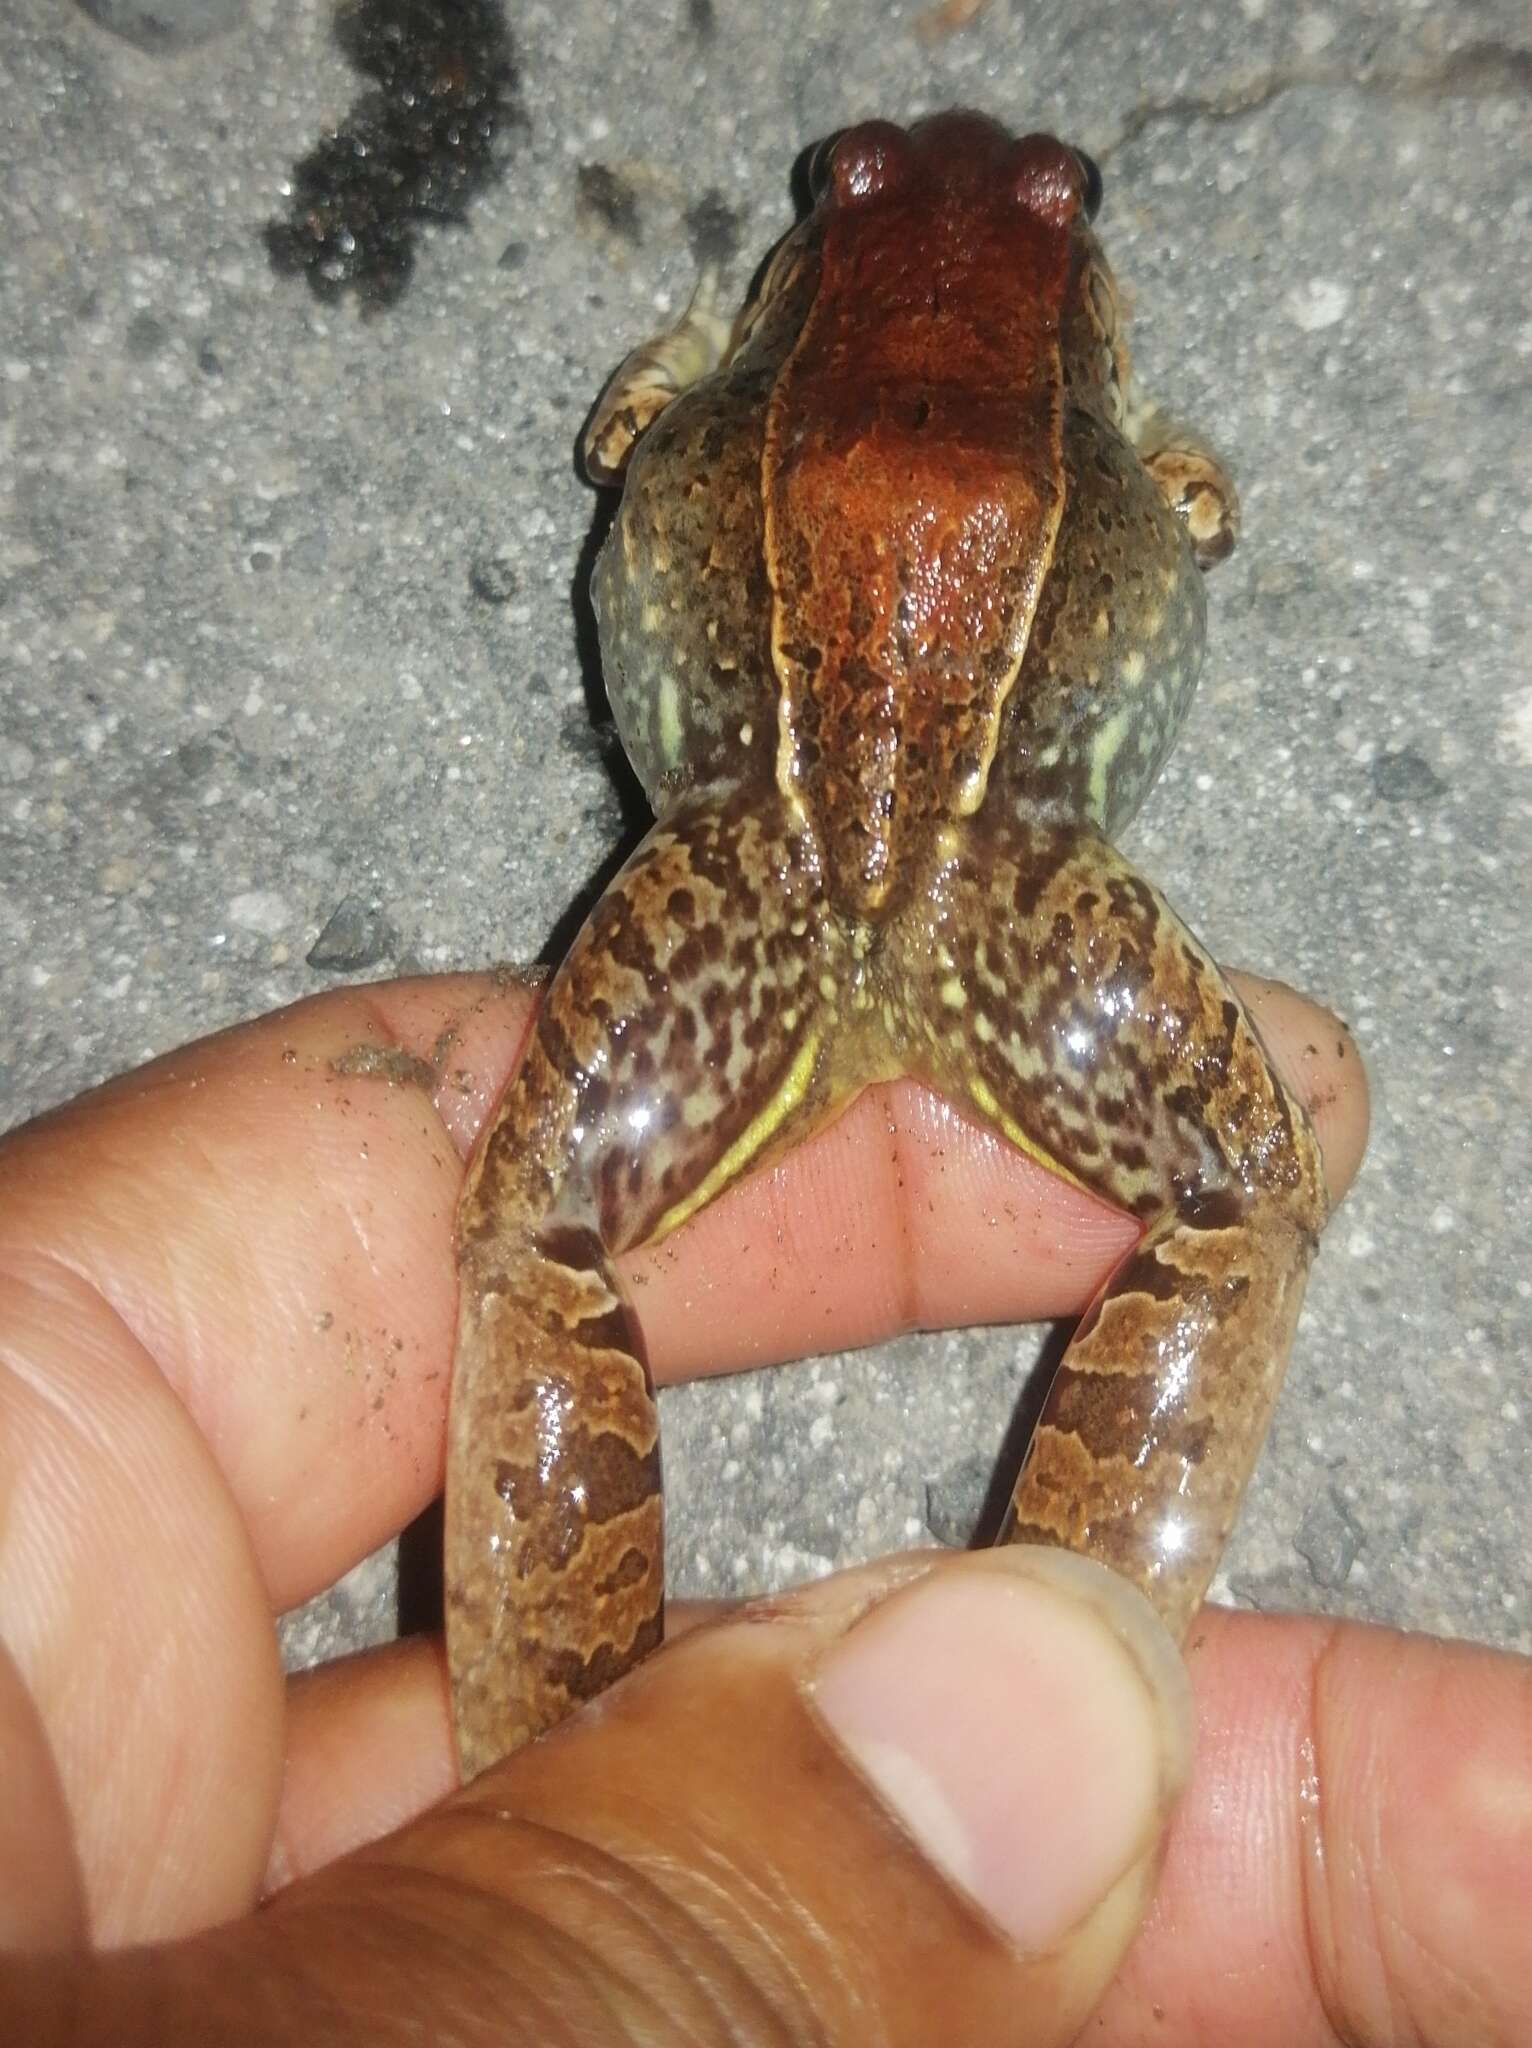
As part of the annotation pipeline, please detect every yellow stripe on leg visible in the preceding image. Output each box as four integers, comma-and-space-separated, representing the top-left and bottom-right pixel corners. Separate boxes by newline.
650, 1031, 823, 1242
967, 1076, 1093, 1197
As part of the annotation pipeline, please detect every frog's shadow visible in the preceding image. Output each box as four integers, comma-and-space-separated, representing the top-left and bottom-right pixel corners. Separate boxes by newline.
970, 1320, 1075, 1548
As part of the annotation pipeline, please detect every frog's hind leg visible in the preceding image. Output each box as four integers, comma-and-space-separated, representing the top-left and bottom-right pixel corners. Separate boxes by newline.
447, 794, 838, 1776
902, 816, 1327, 1643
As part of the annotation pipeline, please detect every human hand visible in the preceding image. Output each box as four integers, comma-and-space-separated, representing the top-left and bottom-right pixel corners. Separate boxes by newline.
2, 972, 1526, 2044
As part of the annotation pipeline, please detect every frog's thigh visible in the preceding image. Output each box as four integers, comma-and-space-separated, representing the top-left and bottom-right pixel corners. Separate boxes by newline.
447, 798, 833, 1776
1124, 399, 1241, 570
907, 820, 1326, 1642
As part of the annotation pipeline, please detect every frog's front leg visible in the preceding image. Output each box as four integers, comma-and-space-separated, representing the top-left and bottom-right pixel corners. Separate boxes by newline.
447, 792, 834, 1777
1125, 397, 1241, 571
582, 266, 735, 485
908, 816, 1327, 1642
1077, 250, 1239, 570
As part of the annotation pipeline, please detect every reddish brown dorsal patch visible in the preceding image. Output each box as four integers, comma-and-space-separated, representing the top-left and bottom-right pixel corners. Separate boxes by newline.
764, 112, 1075, 916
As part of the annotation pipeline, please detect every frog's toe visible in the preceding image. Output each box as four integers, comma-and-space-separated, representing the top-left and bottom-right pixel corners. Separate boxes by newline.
1125, 402, 1240, 570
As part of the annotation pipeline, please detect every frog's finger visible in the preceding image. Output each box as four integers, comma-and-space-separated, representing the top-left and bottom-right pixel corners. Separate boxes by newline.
1124, 399, 1242, 569
582, 263, 735, 484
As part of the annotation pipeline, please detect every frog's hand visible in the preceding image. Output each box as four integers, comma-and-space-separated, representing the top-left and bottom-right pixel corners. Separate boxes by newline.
582, 265, 735, 486
1122, 398, 1241, 571
906, 816, 1327, 1643
447, 794, 833, 1778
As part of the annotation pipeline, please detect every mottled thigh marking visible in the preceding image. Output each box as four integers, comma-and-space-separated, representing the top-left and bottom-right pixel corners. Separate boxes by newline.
464, 795, 835, 1258
449, 793, 838, 1774
894, 818, 1320, 1222
887, 815, 1327, 1638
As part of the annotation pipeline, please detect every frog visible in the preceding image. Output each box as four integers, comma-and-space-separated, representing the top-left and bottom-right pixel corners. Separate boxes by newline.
445, 111, 1329, 1779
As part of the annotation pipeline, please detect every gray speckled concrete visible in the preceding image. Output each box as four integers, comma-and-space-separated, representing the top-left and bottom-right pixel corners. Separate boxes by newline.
3, 0, 1528, 1671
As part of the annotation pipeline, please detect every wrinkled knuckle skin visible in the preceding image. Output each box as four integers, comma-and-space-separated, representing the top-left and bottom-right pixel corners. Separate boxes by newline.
311, 1810, 821, 2048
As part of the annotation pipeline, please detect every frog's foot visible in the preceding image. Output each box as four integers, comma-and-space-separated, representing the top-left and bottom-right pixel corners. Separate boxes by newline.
447, 794, 840, 1776
1125, 400, 1240, 569
582, 265, 735, 485
901, 814, 1325, 1642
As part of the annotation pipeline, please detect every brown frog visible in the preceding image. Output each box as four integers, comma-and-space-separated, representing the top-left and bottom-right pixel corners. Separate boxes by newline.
446, 112, 1328, 1778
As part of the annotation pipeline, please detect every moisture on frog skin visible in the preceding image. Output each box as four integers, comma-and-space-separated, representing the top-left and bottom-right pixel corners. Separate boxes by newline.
445, 110, 1328, 1779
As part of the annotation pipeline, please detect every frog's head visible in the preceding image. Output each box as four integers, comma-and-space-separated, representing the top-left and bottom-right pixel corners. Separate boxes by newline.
730, 115, 1108, 399
803, 112, 1101, 238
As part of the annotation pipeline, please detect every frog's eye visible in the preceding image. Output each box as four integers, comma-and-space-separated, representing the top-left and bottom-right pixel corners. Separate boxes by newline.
1011, 133, 1102, 229
806, 122, 909, 207
1074, 148, 1104, 223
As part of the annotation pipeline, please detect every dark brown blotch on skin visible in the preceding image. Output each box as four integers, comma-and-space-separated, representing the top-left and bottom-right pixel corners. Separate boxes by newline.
542, 1604, 664, 1705
594, 1546, 653, 1598
1048, 1364, 1215, 1468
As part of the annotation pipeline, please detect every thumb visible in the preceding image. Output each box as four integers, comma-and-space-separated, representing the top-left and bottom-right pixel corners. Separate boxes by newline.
335, 1548, 1188, 2045
29, 1549, 1190, 2046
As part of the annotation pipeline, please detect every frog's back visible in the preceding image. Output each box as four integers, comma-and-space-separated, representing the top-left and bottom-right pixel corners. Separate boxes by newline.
763, 118, 1090, 919
594, 111, 1206, 909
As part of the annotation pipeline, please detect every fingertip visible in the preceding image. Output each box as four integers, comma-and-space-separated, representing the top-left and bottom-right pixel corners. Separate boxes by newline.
807, 1549, 1190, 1957
362, 970, 542, 1159
1228, 972, 1371, 1205
1095, 1608, 1532, 2046
1308, 1623, 1532, 2048
268, 1637, 456, 1893
1304, 1007, 1370, 1205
